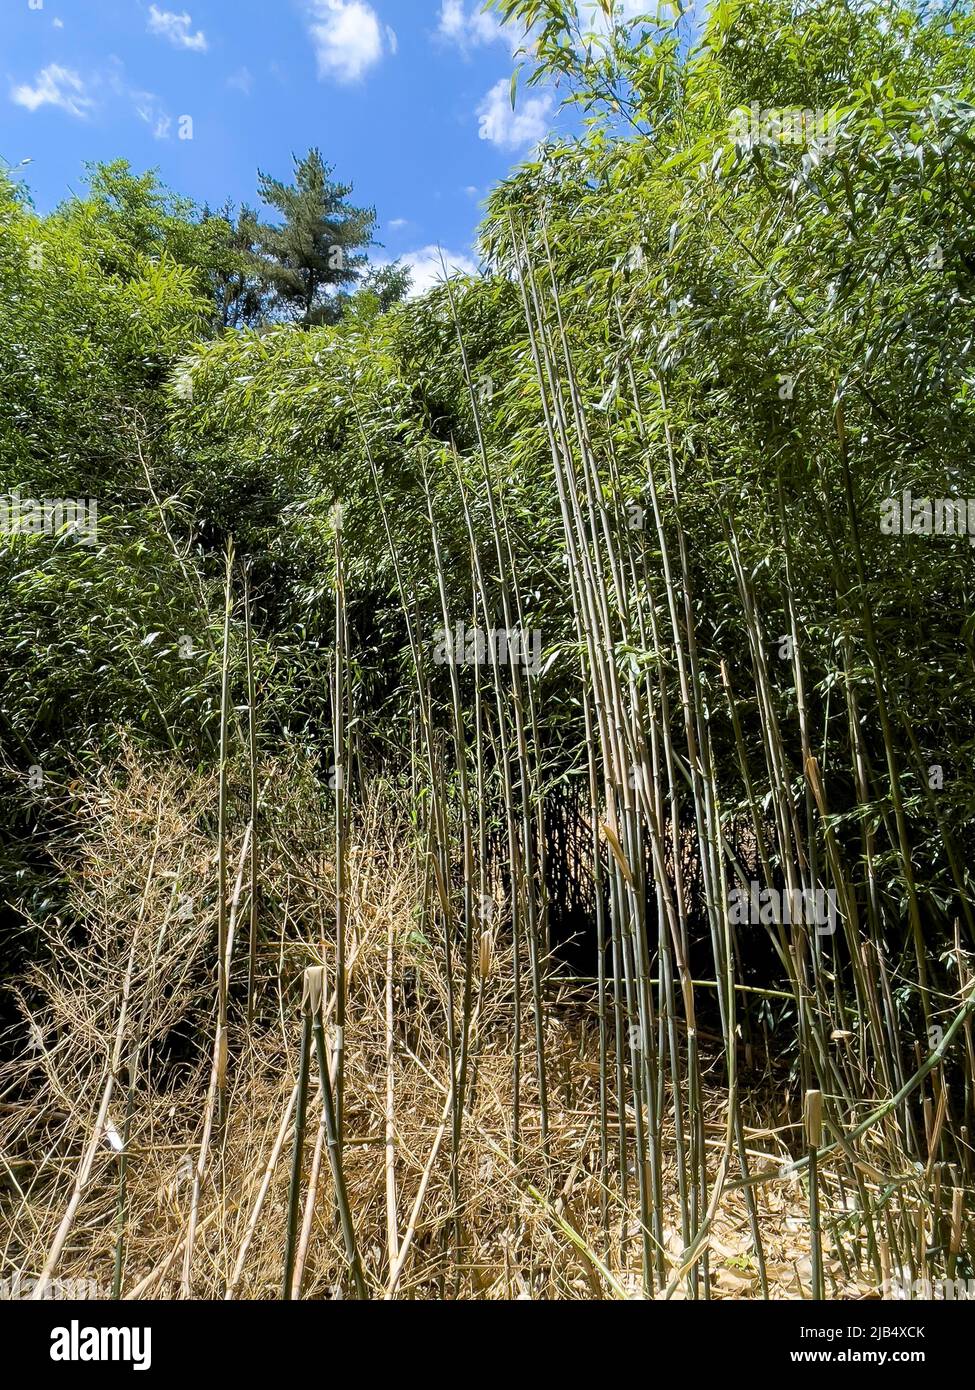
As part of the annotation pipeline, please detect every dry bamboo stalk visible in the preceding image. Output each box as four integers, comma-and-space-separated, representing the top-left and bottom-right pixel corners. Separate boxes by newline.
384, 1087, 454, 1299
384, 913, 400, 1270
948, 1187, 965, 1279
31, 979, 133, 1300
226, 1083, 298, 1298
32, 801, 166, 1299
292, 1116, 327, 1300
181, 815, 252, 1297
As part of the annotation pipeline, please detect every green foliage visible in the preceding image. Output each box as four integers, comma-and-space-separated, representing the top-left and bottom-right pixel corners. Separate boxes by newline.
477, 0, 975, 931
0, 173, 210, 499
3, 0, 975, 984
0, 159, 219, 916
358, 260, 414, 315
57, 160, 236, 308
206, 202, 272, 330
172, 0, 975, 944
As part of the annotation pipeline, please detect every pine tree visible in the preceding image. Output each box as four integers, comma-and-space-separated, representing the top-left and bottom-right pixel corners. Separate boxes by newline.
256, 149, 375, 326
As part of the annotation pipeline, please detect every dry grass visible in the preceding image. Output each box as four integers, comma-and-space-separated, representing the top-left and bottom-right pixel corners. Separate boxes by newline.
0, 751, 964, 1300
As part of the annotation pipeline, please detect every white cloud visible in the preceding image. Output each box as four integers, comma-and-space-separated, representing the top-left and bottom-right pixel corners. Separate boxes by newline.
404, 246, 478, 295
578, 0, 649, 26
147, 6, 208, 53
52, 17, 65, 28
10, 64, 94, 117
438, 0, 511, 49
477, 77, 553, 150
438, 1, 645, 58
303, 1, 393, 83
105, 60, 173, 137
132, 90, 172, 138
227, 66, 253, 94
388, 217, 410, 230
379, 245, 479, 298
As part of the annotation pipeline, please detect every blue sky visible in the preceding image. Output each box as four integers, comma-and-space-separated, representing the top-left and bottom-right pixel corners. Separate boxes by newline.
0, 0, 580, 291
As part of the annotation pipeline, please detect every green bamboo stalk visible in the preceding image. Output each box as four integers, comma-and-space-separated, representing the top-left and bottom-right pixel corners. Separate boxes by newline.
307, 967, 368, 1300
333, 507, 348, 1143
244, 562, 260, 1029
216, 539, 234, 1127
806, 1089, 825, 1300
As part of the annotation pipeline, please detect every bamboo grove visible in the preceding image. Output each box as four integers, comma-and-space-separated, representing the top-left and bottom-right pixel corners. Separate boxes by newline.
2, 0, 975, 1299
